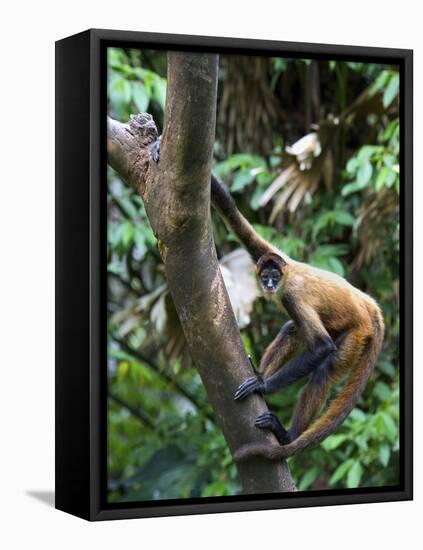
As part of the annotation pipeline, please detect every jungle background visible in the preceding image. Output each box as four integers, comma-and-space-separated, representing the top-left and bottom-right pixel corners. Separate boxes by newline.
107, 48, 400, 502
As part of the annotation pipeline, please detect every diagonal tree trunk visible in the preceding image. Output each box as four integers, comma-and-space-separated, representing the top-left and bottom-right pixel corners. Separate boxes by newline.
107, 51, 296, 494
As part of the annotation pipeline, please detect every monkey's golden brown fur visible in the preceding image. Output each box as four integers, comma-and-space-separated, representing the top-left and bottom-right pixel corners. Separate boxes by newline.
211, 174, 384, 461
242, 255, 385, 459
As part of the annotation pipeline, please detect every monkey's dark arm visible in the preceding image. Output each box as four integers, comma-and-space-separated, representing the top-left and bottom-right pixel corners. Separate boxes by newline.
259, 320, 302, 378
235, 298, 336, 400
234, 340, 335, 399
264, 337, 336, 391
233, 320, 301, 400
150, 136, 275, 262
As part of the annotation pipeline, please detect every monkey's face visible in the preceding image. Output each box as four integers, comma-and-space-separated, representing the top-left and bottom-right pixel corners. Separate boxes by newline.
259, 262, 282, 294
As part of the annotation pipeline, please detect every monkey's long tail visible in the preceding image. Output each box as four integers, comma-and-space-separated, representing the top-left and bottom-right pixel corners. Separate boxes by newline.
210, 174, 282, 263
234, 311, 384, 462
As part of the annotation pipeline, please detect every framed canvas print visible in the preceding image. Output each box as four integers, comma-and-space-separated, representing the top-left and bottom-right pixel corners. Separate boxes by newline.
55, 29, 413, 521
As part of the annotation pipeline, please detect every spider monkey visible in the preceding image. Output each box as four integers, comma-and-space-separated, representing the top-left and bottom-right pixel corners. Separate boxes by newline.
151, 137, 384, 461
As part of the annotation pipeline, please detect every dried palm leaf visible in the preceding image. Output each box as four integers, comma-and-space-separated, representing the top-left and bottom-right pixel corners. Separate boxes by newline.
265, 124, 337, 220
262, 77, 392, 220
259, 164, 296, 207
352, 188, 399, 269
217, 56, 283, 154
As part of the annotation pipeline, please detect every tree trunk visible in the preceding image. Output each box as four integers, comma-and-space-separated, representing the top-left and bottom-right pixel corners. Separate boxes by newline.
107, 52, 296, 494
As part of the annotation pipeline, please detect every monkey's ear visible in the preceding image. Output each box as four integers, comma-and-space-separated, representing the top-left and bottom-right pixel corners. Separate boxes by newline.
256, 252, 286, 272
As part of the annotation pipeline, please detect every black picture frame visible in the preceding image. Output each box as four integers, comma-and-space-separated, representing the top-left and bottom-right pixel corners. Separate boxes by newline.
55, 28, 413, 521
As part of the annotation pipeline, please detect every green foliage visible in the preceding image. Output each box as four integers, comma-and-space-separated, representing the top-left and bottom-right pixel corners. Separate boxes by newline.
371, 69, 400, 108
214, 153, 270, 197
108, 48, 167, 123
300, 378, 400, 489
107, 49, 400, 501
309, 244, 349, 276
343, 122, 400, 196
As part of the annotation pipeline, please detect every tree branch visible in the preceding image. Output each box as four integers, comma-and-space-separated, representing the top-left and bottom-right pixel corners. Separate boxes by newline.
107, 52, 296, 494
113, 336, 214, 423
108, 392, 155, 430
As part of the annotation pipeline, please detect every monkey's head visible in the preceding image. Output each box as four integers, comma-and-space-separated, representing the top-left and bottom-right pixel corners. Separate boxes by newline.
256, 253, 286, 294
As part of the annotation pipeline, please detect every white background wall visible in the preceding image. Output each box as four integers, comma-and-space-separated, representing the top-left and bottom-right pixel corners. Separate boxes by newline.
0, 1, 420, 548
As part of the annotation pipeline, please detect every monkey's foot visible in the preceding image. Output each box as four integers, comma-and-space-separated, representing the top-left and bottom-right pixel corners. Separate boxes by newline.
255, 412, 290, 445
151, 136, 161, 163
234, 375, 265, 401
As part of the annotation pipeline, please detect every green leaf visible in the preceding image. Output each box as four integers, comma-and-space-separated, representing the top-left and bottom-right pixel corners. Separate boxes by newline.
309, 255, 343, 275
117, 361, 130, 383
298, 467, 319, 490
355, 436, 369, 452
385, 169, 397, 188
374, 381, 391, 402
214, 154, 266, 176
121, 222, 135, 248
272, 57, 288, 72
383, 154, 397, 168
109, 348, 139, 363
371, 70, 390, 95
321, 434, 348, 451
375, 166, 389, 191
357, 145, 384, 161
241, 333, 254, 359
108, 47, 125, 68
347, 62, 364, 72
380, 119, 399, 142
379, 444, 391, 467
383, 73, 399, 108
142, 225, 157, 247
252, 224, 277, 241
380, 412, 397, 442
111, 77, 131, 105
377, 360, 396, 379
312, 210, 353, 238
153, 77, 167, 110
331, 210, 355, 226
249, 187, 264, 210
312, 212, 332, 237
346, 461, 363, 488
256, 170, 274, 185
133, 228, 147, 257
131, 82, 149, 112
231, 170, 256, 192
107, 262, 123, 275
357, 160, 373, 186
327, 257, 345, 277
349, 408, 367, 422
119, 197, 138, 219
312, 244, 349, 257
342, 179, 369, 196
309, 243, 348, 272
346, 157, 359, 175
202, 480, 228, 497
329, 459, 353, 485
